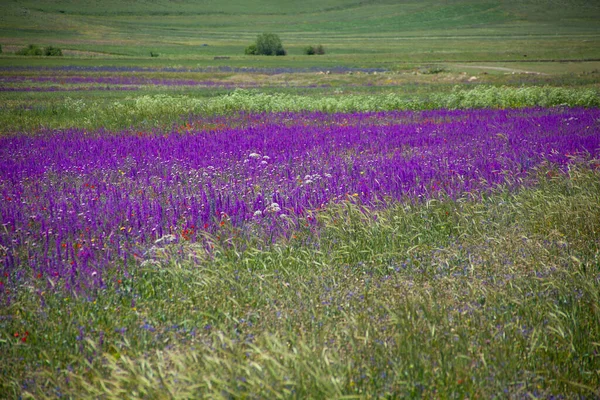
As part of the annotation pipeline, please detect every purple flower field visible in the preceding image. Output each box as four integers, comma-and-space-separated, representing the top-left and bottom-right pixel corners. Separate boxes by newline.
1, 108, 599, 297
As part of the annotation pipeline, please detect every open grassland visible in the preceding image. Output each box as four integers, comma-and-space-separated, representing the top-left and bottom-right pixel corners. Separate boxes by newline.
1, 0, 599, 64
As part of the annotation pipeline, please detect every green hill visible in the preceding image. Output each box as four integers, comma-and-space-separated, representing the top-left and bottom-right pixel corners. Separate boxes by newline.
1, 0, 599, 63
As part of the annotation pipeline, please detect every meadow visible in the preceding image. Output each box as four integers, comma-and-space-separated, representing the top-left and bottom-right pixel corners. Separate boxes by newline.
1, 0, 600, 398
1, 102, 600, 398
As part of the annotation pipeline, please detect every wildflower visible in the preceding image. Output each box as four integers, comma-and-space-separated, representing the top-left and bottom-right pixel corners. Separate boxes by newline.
265, 203, 281, 213
248, 153, 261, 159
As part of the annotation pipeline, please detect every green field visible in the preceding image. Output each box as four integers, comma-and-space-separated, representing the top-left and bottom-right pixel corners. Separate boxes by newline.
1, 1, 600, 398
1, 0, 600, 64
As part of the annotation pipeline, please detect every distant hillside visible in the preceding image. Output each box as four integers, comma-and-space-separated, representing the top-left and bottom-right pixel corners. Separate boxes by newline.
1, 0, 599, 62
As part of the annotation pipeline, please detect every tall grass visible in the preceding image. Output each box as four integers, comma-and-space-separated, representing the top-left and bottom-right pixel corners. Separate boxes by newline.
1, 164, 599, 398
1, 86, 598, 133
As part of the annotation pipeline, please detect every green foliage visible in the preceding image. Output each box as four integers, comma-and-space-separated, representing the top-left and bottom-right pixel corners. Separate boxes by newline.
1, 86, 599, 133
15, 44, 43, 56
43, 46, 63, 56
0, 44, 2, 54
15, 45, 63, 56
254, 33, 286, 56
304, 45, 325, 55
244, 43, 257, 55
150, 51, 159, 57
1, 164, 599, 398
303, 45, 315, 55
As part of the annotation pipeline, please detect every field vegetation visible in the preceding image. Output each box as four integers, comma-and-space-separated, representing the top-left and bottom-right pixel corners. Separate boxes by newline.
1, 0, 600, 398
1, 0, 600, 63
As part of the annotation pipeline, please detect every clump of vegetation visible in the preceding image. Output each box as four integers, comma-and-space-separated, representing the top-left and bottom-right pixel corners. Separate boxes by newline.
244, 44, 258, 55
303, 44, 325, 55
43, 46, 63, 56
150, 51, 159, 57
16, 44, 43, 56
0, 44, 2, 54
245, 33, 286, 56
420, 65, 446, 74
15, 44, 63, 56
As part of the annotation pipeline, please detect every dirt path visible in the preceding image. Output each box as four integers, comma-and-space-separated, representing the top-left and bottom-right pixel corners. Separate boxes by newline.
454, 64, 548, 75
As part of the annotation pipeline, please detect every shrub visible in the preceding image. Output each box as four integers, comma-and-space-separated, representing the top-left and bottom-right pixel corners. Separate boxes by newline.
303, 45, 315, 55
16, 44, 43, 56
0, 44, 2, 54
150, 51, 159, 57
44, 46, 63, 56
244, 44, 258, 55
304, 45, 325, 55
251, 33, 286, 56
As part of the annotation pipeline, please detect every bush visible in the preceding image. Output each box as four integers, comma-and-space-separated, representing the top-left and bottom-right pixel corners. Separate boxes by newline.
303, 45, 325, 55
0, 44, 2, 54
248, 33, 286, 56
303, 46, 315, 55
150, 51, 159, 57
44, 46, 63, 56
244, 44, 258, 55
16, 44, 43, 56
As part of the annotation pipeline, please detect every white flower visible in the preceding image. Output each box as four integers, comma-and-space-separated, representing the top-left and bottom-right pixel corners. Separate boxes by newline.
249, 153, 261, 159
265, 203, 281, 213
253, 210, 263, 218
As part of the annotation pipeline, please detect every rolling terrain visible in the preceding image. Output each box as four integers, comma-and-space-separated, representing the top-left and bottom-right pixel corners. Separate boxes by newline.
1, 0, 599, 64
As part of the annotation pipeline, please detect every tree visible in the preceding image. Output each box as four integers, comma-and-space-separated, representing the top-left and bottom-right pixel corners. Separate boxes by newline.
253, 33, 286, 56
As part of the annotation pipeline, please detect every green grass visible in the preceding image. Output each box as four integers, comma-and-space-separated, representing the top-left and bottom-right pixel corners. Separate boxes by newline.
0, 0, 599, 63
1, 86, 598, 133
1, 163, 599, 398
1, 2, 599, 397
